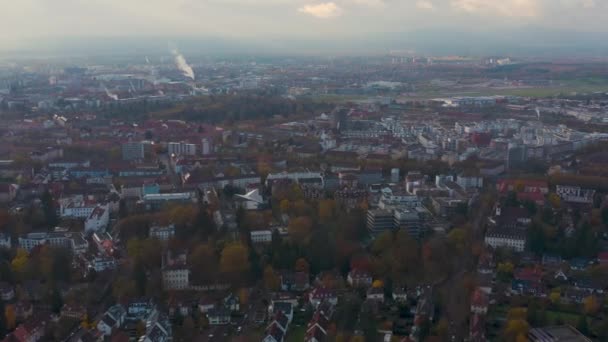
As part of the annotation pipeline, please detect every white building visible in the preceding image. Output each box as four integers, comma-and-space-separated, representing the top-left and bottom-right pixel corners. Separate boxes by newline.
202, 139, 212, 155
484, 228, 526, 252
18, 233, 48, 252
149, 224, 175, 241
250, 230, 273, 244
168, 142, 197, 156
162, 267, 190, 290
84, 205, 110, 233
60, 196, 100, 218
92, 256, 117, 272
457, 174, 484, 189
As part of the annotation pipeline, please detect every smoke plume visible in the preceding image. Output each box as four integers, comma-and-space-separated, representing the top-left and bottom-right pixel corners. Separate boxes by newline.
103, 86, 119, 101
170, 48, 195, 80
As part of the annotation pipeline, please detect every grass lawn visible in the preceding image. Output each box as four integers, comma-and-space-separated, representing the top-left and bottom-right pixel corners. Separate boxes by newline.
285, 325, 307, 342
546, 310, 582, 326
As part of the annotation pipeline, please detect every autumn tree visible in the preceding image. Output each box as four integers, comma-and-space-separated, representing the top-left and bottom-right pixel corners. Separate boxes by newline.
318, 199, 336, 221
295, 258, 310, 273
583, 295, 600, 315
4, 305, 15, 330
288, 216, 313, 243
263, 266, 280, 291
219, 243, 250, 277
190, 244, 218, 285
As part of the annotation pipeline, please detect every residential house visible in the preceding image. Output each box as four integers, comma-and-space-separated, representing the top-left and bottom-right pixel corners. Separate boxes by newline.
470, 288, 489, 315
347, 269, 373, 288
309, 287, 338, 308
97, 305, 126, 336
366, 287, 385, 303
206, 308, 231, 325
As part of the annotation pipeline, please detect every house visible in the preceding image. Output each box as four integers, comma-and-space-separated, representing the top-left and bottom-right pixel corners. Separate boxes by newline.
470, 288, 489, 315
9, 313, 50, 342
0, 282, 15, 301
269, 302, 293, 324
512, 267, 544, 296
235, 189, 267, 210
223, 293, 240, 312
366, 287, 385, 303
392, 287, 408, 303
347, 269, 373, 288
263, 323, 286, 342
61, 303, 87, 319
265, 311, 290, 341
149, 224, 175, 241
528, 326, 591, 342
574, 278, 604, 294
309, 287, 338, 308
305, 309, 332, 342
569, 258, 591, 271
469, 314, 486, 342
97, 305, 126, 336
198, 297, 215, 314
207, 308, 231, 325
84, 205, 110, 233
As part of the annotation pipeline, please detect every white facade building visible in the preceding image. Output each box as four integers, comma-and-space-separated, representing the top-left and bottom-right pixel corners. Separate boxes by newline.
250, 230, 273, 244
84, 205, 110, 233
162, 267, 190, 290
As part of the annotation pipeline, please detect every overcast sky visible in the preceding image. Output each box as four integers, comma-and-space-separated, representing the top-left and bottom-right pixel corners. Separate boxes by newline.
1, 0, 605, 54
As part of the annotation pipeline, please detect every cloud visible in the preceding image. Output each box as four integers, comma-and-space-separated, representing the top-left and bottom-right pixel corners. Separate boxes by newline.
349, 0, 385, 7
298, 2, 343, 18
416, 0, 435, 10
451, 0, 540, 17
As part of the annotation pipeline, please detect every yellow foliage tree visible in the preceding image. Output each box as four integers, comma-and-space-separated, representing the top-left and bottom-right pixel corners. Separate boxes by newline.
549, 291, 561, 304
583, 295, 600, 315
219, 243, 250, 275
263, 266, 280, 290
5, 305, 16, 330
372, 280, 384, 288
11, 249, 28, 275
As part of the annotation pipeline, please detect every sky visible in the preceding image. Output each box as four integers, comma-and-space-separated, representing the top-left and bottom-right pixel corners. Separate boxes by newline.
1, 0, 606, 55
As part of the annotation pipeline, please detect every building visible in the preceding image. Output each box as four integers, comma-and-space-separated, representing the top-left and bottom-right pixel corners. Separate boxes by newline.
0, 233, 11, 249
122, 141, 145, 161
556, 185, 595, 204
207, 308, 231, 325
347, 269, 373, 288
366, 209, 394, 235
162, 266, 190, 290
168, 142, 197, 156
485, 227, 526, 252
84, 205, 110, 233
18, 232, 49, 252
251, 230, 273, 244
528, 326, 591, 342
91, 256, 117, 272
394, 208, 422, 238
149, 224, 175, 241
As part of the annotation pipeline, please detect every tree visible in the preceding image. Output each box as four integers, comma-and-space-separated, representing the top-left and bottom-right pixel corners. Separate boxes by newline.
4, 304, 15, 330
549, 291, 561, 304
133, 259, 147, 297
548, 193, 561, 208
497, 262, 514, 281
219, 243, 250, 275
0, 301, 6, 337
583, 295, 600, 315
40, 189, 58, 227
181, 316, 195, 340
263, 266, 280, 291
295, 258, 310, 273
577, 315, 589, 336
318, 199, 335, 221
288, 216, 312, 243
118, 199, 129, 219
190, 244, 218, 284
11, 249, 28, 276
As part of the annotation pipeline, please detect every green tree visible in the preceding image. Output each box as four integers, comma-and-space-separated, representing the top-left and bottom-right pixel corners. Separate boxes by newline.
41, 189, 58, 227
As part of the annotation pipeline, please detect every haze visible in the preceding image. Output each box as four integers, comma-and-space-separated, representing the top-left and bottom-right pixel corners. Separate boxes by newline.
2, 0, 607, 56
